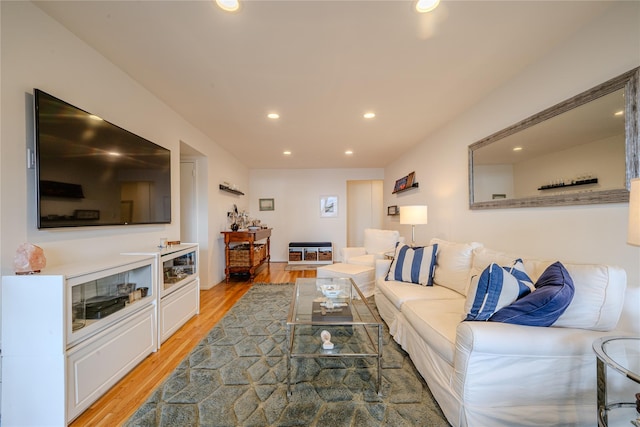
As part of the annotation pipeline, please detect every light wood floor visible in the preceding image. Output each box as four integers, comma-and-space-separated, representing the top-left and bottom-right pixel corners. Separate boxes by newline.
70, 262, 316, 427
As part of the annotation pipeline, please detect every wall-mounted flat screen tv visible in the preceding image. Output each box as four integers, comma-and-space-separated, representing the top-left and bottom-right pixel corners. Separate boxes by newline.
34, 89, 171, 229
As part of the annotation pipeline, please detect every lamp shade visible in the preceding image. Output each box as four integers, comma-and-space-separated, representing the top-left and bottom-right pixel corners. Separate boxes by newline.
400, 205, 428, 225
629, 178, 640, 246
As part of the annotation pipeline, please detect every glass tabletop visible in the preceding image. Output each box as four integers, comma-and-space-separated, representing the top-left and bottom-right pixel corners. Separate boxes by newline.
593, 336, 640, 383
287, 277, 381, 326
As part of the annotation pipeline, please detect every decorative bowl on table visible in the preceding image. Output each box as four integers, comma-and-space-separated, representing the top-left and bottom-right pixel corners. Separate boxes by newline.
321, 284, 343, 298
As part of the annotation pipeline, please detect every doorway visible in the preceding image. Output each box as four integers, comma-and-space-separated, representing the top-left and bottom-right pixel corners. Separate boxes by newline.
180, 141, 209, 288
346, 180, 383, 247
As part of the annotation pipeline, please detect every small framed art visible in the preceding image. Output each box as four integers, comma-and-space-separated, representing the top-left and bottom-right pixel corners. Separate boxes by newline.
259, 198, 275, 211
320, 195, 338, 217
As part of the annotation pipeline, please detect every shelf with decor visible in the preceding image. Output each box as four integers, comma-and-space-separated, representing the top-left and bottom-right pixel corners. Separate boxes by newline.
219, 184, 244, 195
538, 178, 598, 191
392, 183, 419, 194
392, 171, 418, 194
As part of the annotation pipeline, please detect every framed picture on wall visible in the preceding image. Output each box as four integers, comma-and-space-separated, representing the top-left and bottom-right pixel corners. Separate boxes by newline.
320, 195, 338, 217
259, 198, 275, 211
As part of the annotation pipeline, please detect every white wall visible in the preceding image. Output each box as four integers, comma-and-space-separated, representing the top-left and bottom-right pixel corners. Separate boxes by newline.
0, 2, 248, 289
384, 2, 640, 331
249, 169, 384, 262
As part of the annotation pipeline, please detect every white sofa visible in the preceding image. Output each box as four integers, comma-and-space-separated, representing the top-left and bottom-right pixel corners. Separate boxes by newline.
341, 228, 404, 267
375, 238, 634, 427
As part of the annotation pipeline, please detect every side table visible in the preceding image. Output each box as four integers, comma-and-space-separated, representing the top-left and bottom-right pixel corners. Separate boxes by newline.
221, 228, 271, 282
593, 336, 640, 426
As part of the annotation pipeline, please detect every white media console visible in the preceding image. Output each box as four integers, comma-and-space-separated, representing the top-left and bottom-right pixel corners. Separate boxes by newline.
1, 244, 199, 425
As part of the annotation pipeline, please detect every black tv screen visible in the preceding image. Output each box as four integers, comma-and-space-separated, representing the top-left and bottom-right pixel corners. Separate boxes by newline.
34, 89, 171, 229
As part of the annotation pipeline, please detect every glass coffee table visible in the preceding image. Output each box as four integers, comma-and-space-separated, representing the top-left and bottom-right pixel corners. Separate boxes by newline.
286, 277, 383, 396
593, 336, 640, 426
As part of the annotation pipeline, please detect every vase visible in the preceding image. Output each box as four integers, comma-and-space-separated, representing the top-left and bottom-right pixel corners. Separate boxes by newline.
230, 223, 239, 231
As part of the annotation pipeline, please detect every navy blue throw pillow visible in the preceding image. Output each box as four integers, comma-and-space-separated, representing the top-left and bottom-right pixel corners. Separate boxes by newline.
489, 261, 575, 327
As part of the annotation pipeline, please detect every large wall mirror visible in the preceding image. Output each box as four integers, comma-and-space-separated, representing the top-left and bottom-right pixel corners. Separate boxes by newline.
469, 67, 639, 209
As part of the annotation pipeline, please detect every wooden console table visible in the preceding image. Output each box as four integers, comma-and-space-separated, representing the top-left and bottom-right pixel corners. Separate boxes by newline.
221, 228, 271, 282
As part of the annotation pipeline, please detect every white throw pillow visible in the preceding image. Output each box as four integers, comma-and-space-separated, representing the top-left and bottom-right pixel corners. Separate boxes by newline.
429, 238, 482, 295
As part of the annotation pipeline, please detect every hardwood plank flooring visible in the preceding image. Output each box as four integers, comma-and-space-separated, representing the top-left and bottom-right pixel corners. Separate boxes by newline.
69, 262, 316, 427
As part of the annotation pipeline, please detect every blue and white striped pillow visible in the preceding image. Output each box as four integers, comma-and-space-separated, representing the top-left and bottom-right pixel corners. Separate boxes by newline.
464, 259, 534, 321
386, 243, 438, 286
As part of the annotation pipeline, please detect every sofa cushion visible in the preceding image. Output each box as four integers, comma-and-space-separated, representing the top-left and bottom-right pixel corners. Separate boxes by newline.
377, 278, 464, 310
490, 261, 575, 326
386, 243, 438, 286
465, 260, 534, 321
429, 238, 483, 295
537, 262, 626, 331
401, 298, 465, 365
471, 247, 542, 282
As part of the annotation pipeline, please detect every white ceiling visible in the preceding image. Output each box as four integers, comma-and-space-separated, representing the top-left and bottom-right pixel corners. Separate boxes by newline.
34, 0, 614, 169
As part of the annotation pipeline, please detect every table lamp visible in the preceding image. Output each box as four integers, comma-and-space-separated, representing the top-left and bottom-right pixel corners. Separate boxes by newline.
400, 205, 428, 246
629, 178, 640, 246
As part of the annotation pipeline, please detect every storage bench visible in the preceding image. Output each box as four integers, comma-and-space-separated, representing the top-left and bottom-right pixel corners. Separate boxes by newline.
288, 242, 333, 265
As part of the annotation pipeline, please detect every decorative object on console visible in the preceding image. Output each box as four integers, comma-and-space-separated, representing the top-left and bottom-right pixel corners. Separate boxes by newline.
321, 330, 334, 349
386, 243, 438, 286
629, 178, 640, 246
387, 205, 399, 215
400, 205, 428, 246
13, 243, 46, 274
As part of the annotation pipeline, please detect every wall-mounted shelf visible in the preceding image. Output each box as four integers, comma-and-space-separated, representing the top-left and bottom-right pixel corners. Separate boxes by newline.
219, 184, 244, 196
392, 183, 419, 194
538, 178, 597, 191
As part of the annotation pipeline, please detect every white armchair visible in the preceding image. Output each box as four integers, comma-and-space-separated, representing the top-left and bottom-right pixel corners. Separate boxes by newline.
341, 228, 404, 267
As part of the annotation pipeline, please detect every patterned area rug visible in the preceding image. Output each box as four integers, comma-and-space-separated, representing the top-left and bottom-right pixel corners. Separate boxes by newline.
124, 283, 448, 426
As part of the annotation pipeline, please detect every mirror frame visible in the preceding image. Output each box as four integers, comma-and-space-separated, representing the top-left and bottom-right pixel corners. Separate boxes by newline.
469, 67, 639, 210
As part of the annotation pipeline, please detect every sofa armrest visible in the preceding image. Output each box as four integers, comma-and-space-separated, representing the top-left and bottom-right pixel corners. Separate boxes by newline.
341, 247, 366, 263
452, 321, 620, 411
456, 321, 609, 356
375, 259, 392, 281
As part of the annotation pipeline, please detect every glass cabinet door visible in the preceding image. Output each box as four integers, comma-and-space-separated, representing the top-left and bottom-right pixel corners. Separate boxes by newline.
69, 259, 153, 345
162, 248, 197, 296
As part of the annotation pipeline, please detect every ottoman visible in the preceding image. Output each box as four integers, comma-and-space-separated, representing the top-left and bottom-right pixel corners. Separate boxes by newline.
316, 263, 376, 298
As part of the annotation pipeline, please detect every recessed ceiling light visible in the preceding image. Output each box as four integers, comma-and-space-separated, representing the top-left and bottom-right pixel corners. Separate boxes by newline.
216, 0, 240, 12
363, 112, 375, 119
415, 0, 440, 13
345, 150, 353, 155
614, 110, 624, 116
268, 113, 280, 119
513, 147, 523, 152
283, 150, 291, 156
